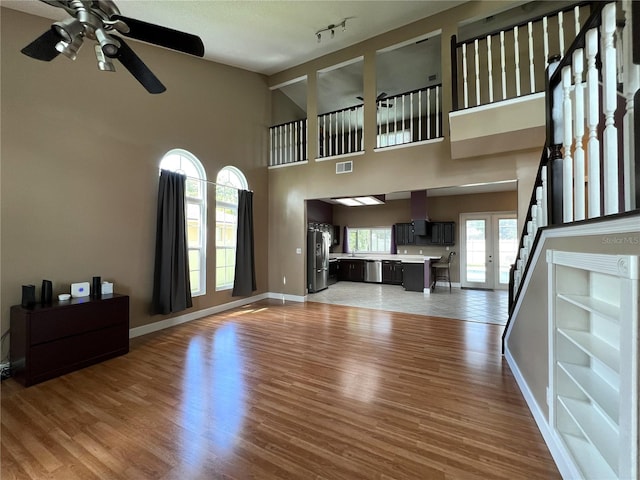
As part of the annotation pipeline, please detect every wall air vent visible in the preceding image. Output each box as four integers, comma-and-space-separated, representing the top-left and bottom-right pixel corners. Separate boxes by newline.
336, 160, 353, 174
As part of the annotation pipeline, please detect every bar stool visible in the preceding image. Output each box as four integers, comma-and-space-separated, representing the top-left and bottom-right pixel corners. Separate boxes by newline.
431, 251, 456, 292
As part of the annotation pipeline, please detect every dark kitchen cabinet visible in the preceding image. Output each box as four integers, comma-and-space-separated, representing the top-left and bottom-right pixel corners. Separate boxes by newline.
338, 259, 365, 282
402, 263, 424, 292
382, 261, 403, 285
395, 223, 415, 245
429, 222, 455, 245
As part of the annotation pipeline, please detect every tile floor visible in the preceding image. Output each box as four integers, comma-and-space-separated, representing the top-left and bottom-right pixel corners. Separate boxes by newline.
307, 281, 509, 325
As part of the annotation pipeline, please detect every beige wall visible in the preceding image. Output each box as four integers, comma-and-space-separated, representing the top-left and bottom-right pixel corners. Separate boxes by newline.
1, 9, 271, 337
506, 226, 640, 420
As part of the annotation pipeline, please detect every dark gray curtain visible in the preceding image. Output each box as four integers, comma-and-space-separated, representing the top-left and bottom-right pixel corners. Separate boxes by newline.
232, 190, 256, 296
152, 170, 192, 314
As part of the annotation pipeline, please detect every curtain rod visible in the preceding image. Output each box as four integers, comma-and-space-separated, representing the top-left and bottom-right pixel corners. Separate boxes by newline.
160, 168, 251, 192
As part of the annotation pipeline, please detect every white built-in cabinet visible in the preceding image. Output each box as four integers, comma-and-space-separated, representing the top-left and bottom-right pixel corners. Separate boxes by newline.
547, 250, 638, 479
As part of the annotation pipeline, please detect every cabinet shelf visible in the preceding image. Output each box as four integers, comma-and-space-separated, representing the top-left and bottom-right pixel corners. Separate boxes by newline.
557, 361, 619, 424
557, 293, 620, 323
548, 250, 638, 480
558, 396, 618, 474
557, 328, 619, 373
561, 432, 617, 480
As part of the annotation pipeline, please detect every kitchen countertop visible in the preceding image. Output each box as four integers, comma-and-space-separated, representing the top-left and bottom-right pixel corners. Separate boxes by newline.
329, 254, 442, 264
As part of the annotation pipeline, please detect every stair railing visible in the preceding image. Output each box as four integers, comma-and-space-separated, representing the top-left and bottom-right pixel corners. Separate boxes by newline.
451, 2, 593, 111
504, 0, 640, 348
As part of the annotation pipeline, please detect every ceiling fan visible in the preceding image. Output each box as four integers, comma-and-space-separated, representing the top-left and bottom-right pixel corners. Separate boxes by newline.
20, 0, 205, 94
356, 92, 393, 108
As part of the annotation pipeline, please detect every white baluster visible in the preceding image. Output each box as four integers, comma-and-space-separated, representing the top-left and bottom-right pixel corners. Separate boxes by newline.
269, 128, 273, 166
419, 89, 423, 141
487, 35, 494, 103
574, 5, 580, 38
385, 100, 390, 145
435, 86, 440, 138
305, 119, 308, 160
558, 10, 565, 56
622, 0, 639, 210
601, 2, 619, 215
410, 92, 414, 142
536, 186, 545, 228
348, 109, 352, 153
500, 31, 507, 100
402, 94, 406, 139
586, 28, 601, 218
543, 16, 549, 68
528, 22, 535, 93
514, 26, 521, 97
322, 114, 326, 158
573, 49, 586, 221
474, 39, 481, 106
359, 106, 363, 151
462, 43, 469, 108
394, 97, 399, 145
341, 110, 345, 154
427, 88, 431, 140
562, 65, 574, 222
287, 122, 292, 163
376, 105, 381, 148
531, 205, 538, 236
298, 120, 302, 161
541, 165, 548, 227
329, 113, 334, 157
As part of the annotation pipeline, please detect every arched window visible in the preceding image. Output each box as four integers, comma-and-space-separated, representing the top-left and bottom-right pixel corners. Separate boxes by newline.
159, 149, 207, 296
215, 166, 248, 290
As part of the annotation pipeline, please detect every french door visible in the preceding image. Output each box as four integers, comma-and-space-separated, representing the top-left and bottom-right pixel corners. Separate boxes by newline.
459, 212, 518, 290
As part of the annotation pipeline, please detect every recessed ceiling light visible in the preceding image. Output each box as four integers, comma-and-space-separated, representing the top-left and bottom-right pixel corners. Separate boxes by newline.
334, 195, 385, 206
354, 196, 384, 205
335, 198, 361, 206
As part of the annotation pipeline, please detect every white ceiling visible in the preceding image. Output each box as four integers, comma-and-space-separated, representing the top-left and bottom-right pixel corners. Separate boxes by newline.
3, 0, 466, 75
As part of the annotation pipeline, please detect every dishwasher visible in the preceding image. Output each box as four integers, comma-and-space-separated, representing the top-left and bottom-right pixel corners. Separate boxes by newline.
365, 260, 382, 283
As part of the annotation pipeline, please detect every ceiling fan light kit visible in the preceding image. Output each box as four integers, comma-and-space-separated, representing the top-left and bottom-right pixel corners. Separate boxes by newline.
20, 0, 205, 94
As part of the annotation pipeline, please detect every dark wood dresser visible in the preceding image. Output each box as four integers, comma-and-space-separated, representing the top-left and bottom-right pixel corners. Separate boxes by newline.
10, 293, 129, 386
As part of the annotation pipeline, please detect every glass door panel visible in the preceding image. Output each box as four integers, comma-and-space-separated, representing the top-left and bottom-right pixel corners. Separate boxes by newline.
461, 212, 517, 290
465, 219, 487, 284
497, 218, 518, 287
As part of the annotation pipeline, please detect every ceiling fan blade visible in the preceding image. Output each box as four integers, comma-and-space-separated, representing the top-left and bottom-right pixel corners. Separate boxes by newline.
356, 96, 364, 102
377, 92, 388, 101
112, 15, 205, 57
21, 29, 61, 61
113, 37, 166, 94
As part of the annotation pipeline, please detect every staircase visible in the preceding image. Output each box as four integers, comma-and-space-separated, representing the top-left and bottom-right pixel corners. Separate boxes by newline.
502, 2, 639, 479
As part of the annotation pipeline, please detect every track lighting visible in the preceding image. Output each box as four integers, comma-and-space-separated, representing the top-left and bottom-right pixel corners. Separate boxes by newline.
315, 18, 348, 43
52, 17, 84, 43
95, 28, 120, 58
94, 45, 116, 71
55, 34, 84, 60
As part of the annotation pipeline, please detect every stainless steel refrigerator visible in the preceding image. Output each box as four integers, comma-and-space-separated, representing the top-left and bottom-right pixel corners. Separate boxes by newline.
307, 230, 330, 293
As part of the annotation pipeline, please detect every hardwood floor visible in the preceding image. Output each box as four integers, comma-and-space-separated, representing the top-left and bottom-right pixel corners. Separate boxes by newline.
1, 300, 559, 479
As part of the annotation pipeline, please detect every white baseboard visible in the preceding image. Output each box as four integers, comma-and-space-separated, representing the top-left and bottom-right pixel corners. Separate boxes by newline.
130, 292, 271, 338
504, 347, 580, 480
267, 292, 306, 303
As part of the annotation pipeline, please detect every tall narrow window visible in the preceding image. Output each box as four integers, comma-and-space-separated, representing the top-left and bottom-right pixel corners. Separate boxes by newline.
216, 166, 248, 290
159, 149, 207, 296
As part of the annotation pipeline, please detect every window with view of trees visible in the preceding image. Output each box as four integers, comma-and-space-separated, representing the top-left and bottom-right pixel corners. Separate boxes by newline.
215, 166, 248, 290
348, 227, 392, 253
159, 149, 207, 297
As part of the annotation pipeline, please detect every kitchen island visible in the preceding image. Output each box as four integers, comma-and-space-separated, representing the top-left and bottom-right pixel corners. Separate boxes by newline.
329, 254, 441, 293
